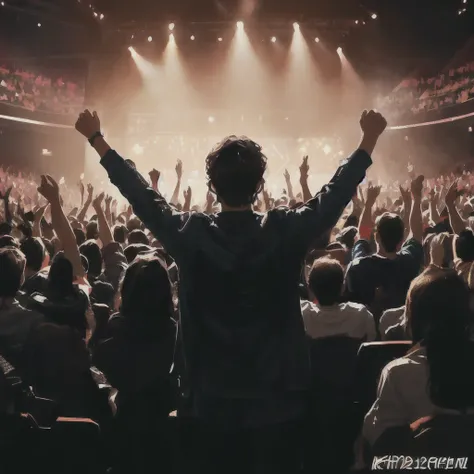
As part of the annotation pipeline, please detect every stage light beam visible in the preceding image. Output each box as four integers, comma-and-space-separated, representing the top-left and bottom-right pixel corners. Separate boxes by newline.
293, 22, 300, 31
169, 22, 175, 31
237, 21, 244, 29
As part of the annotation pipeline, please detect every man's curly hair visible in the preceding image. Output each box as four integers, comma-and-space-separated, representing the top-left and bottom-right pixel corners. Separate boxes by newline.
205, 136, 267, 207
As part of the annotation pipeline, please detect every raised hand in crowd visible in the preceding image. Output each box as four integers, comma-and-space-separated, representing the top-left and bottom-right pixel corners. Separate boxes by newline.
149, 168, 160, 191
183, 186, 192, 212
299, 156, 312, 202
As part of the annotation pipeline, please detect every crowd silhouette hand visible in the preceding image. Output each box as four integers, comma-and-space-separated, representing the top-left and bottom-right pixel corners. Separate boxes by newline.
0, 186, 12, 202
445, 179, 462, 205
283, 169, 290, 182
87, 183, 94, 199
183, 187, 192, 201
299, 156, 309, 180
410, 175, 425, 199
175, 160, 183, 179
75, 110, 101, 139
366, 183, 382, 204
37, 175, 60, 204
149, 169, 160, 184
399, 185, 411, 203
93, 192, 105, 210
206, 190, 215, 205
360, 110, 388, 138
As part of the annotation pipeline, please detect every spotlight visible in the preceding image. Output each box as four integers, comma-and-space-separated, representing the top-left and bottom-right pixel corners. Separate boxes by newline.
37, 22, 41, 27
371, 13, 377, 19
469, 126, 473, 132
93, 11, 98, 17
355, 20, 359, 24
315, 37, 320, 43
0, 2, 4, 6
190, 35, 195, 40
337, 47, 343, 54
208, 116, 215, 123
169, 22, 175, 31
131, 34, 134, 39
237, 21, 244, 29
169, 33, 175, 42
271, 36, 277, 43
147, 36, 153, 42
293, 22, 299, 31
99, 13, 104, 20
217, 37, 223, 42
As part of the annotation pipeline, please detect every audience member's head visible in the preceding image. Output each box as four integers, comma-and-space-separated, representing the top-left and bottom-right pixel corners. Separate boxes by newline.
336, 226, 358, 250
86, 221, 99, 241
79, 240, 102, 278
374, 213, 405, 253
206, 136, 266, 207
113, 224, 128, 245
128, 229, 149, 245
456, 229, 474, 262
124, 244, 153, 264
307, 257, 344, 306
47, 252, 74, 298
0, 235, 19, 249
74, 228, 86, 247
120, 255, 173, 339
0, 247, 26, 299
90, 280, 115, 308
20, 237, 47, 274
0, 222, 12, 236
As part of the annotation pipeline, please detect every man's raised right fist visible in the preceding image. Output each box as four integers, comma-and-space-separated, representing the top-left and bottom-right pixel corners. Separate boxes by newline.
360, 110, 388, 138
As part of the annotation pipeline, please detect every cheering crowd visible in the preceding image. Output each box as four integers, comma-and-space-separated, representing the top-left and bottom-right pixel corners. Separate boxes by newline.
1, 106, 474, 474
0, 63, 85, 115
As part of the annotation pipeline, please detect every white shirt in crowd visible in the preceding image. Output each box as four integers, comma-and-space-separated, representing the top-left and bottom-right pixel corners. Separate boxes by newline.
301, 301, 376, 341
379, 306, 405, 339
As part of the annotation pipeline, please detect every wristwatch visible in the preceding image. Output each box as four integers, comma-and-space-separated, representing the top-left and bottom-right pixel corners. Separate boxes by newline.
88, 131, 103, 146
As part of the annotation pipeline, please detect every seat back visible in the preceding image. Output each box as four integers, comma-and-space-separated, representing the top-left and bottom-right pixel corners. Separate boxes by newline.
308, 335, 363, 402
356, 341, 412, 411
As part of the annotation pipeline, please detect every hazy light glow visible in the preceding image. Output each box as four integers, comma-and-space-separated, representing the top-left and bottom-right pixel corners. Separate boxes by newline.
371, 13, 377, 19
99, 13, 104, 20
315, 37, 320, 43
337, 47, 343, 55
190, 35, 195, 40
323, 145, 332, 155
218, 37, 223, 42
237, 21, 244, 29
293, 22, 300, 31
271, 36, 277, 43
147, 36, 153, 42
208, 116, 215, 123
37, 22, 41, 27
469, 126, 473, 132
169, 22, 175, 31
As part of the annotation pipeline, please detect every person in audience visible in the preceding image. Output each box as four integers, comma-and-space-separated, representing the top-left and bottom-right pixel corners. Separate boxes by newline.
20, 237, 49, 296
75, 107, 387, 474
92, 255, 176, 474
0, 247, 44, 367
302, 257, 376, 341
345, 177, 424, 323
363, 269, 474, 446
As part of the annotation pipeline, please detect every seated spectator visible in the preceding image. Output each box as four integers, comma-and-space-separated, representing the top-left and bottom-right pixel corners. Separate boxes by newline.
20, 237, 49, 296
28, 252, 91, 339
363, 269, 474, 446
0, 247, 44, 367
22, 322, 113, 427
301, 257, 375, 341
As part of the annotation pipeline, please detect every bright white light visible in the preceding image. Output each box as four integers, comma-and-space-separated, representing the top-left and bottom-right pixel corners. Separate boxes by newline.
169, 33, 175, 43
147, 36, 153, 42
93, 12, 98, 17
315, 37, 320, 43
99, 13, 104, 20
37, 22, 41, 27
190, 35, 195, 40
208, 116, 215, 123
237, 21, 244, 29
355, 20, 359, 24
132, 143, 144, 155
371, 13, 377, 19
217, 37, 223, 42
463, 0, 467, 3
271, 36, 277, 43
0, 2, 4, 6
469, 126, 473, 132
128, 46, 135, 54
42, 149, 52, 156
131, 34, 134, 39
293, 22, 300, 31
323, 144, 332, 155
337, 47, 343, 54
169, 22, 175, 31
